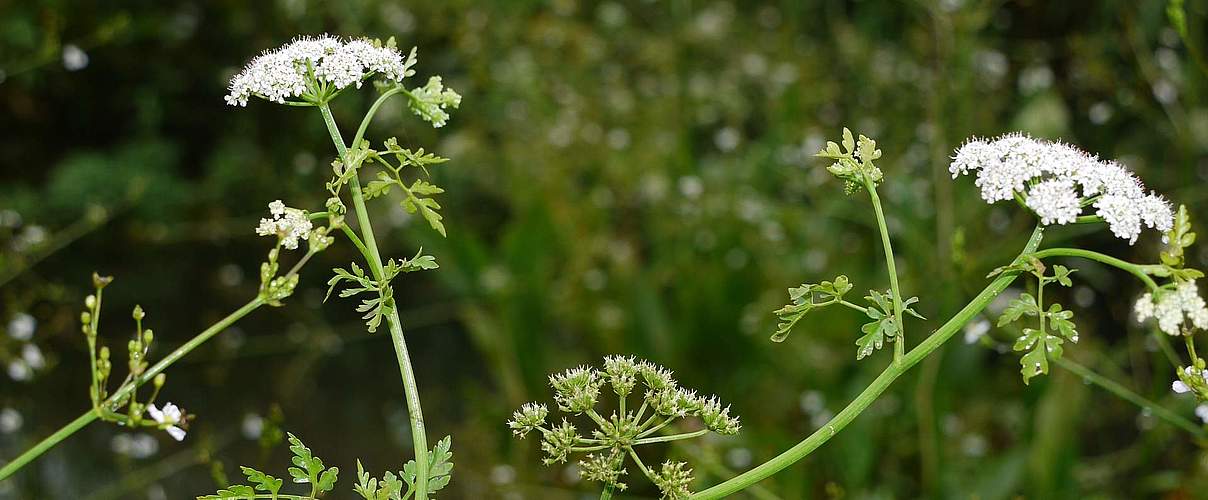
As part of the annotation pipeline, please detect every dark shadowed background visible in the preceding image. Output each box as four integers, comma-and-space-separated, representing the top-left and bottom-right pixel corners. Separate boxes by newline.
2, 1, 1208, 498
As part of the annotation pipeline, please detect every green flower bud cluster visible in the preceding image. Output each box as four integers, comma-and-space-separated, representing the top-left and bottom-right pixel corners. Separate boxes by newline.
78, 274, 189, 441
508, 356, 741, 498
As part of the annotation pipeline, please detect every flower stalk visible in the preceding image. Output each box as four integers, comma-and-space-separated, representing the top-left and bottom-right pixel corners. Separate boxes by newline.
691, 225, 1046, 499
318, 102, 430, 498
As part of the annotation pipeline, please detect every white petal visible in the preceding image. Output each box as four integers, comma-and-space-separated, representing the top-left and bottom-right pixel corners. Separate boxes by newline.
147, 404, 165, 424
165, 426, 186, 441
1173, 380, 1191, 394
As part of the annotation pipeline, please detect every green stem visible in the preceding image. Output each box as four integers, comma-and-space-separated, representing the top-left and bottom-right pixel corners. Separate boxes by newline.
626, 446, 657, 482
1053, 357, 1206, 439
318, 102, 429, 498
600, 484, 614, 500
690, 225, 1045, 499
339, 223, 370, 260
864, 179, 907, 365
586, 409, 611, 428
837, 299, 868, 313
0, 298, 265, 480
1185, 334, 1200, 365
633, 429, 707, 445
352, 86, 407, 149
1030, 247, 1160, 292
636, 418, 675, 438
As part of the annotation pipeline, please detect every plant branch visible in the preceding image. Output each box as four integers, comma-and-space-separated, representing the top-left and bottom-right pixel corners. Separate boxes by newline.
318, 102, 429, 498
690, 225, 1045, 499
1030, 247, 1160, 292
633, 429, 707, 445
1053, 356, 1206, 439
0, 297, 266, 480
864, 178, 907, 365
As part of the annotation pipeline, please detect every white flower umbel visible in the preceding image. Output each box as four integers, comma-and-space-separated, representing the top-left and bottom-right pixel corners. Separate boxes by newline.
225, 35, 415, 107
255, 200, 312, 250
147, 403, 186, 441
950, 133, 1172, 243
1135, 280, 1208, 335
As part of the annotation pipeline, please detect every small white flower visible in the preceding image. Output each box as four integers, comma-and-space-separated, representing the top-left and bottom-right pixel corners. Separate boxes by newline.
147, 403, 187, 441
1196, 405, 1208, 424
950, 132, 1171, 243
225, 35, 414, 107
1138, 281, 1208, 335
1025, 179, 1080, 225
1173, 380, 1191, 394
1134, 293, 1155, 321
1094, 194, 1142, 244
7, 313, 35, 341
255, 200, 312, 250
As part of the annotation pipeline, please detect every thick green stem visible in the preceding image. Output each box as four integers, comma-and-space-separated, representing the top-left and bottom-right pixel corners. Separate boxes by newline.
600, 483, 614, 500
0, 298, 265, 480
1053, 356, 1206, 439
1030, 247, 1160, 292
690, 225, 1045, 499
318, 102, 429, 498
864, 179, 907, 365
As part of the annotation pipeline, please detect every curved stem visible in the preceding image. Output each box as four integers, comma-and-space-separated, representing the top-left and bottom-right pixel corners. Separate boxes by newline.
318, 102, 429, 498
1053, 356, 1205, 439
1030, 247, 1160, 292
0, 298, 265, 480
690, 225, 1045, 499
351, 86, 408, 150
864, 179, 907, 365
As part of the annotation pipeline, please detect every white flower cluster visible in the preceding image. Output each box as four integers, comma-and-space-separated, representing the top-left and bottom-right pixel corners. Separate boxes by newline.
1135, 280, 1208, 335
255, 200, 312, 250
1173, 366, 1208, 394
950, 133, 1172, 243
225, 35, 414, 106
147, 402, 186, 441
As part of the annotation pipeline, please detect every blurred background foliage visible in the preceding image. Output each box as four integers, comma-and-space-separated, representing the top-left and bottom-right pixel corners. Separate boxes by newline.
2, 0, 1208, 498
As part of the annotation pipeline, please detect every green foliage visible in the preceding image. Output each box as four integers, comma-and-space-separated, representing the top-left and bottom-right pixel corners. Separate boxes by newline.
856, 291, 923, 360
402, 436, 454, 497
999, 265, 1080, 384
815, 127, 884, 193
286, 432, 339, 493
200, 433, 344, 499
771, 275, 853, 342
407, 76, 462, 128
354, 436, 454, 500
1157, 205, 1205, 281
240, 466, 283, 496
997, 293, 1038, 327
327, 248, 438, 333
354, 460, 405, 500
1014, 327, 1062, 385
361, 138, 450, 237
